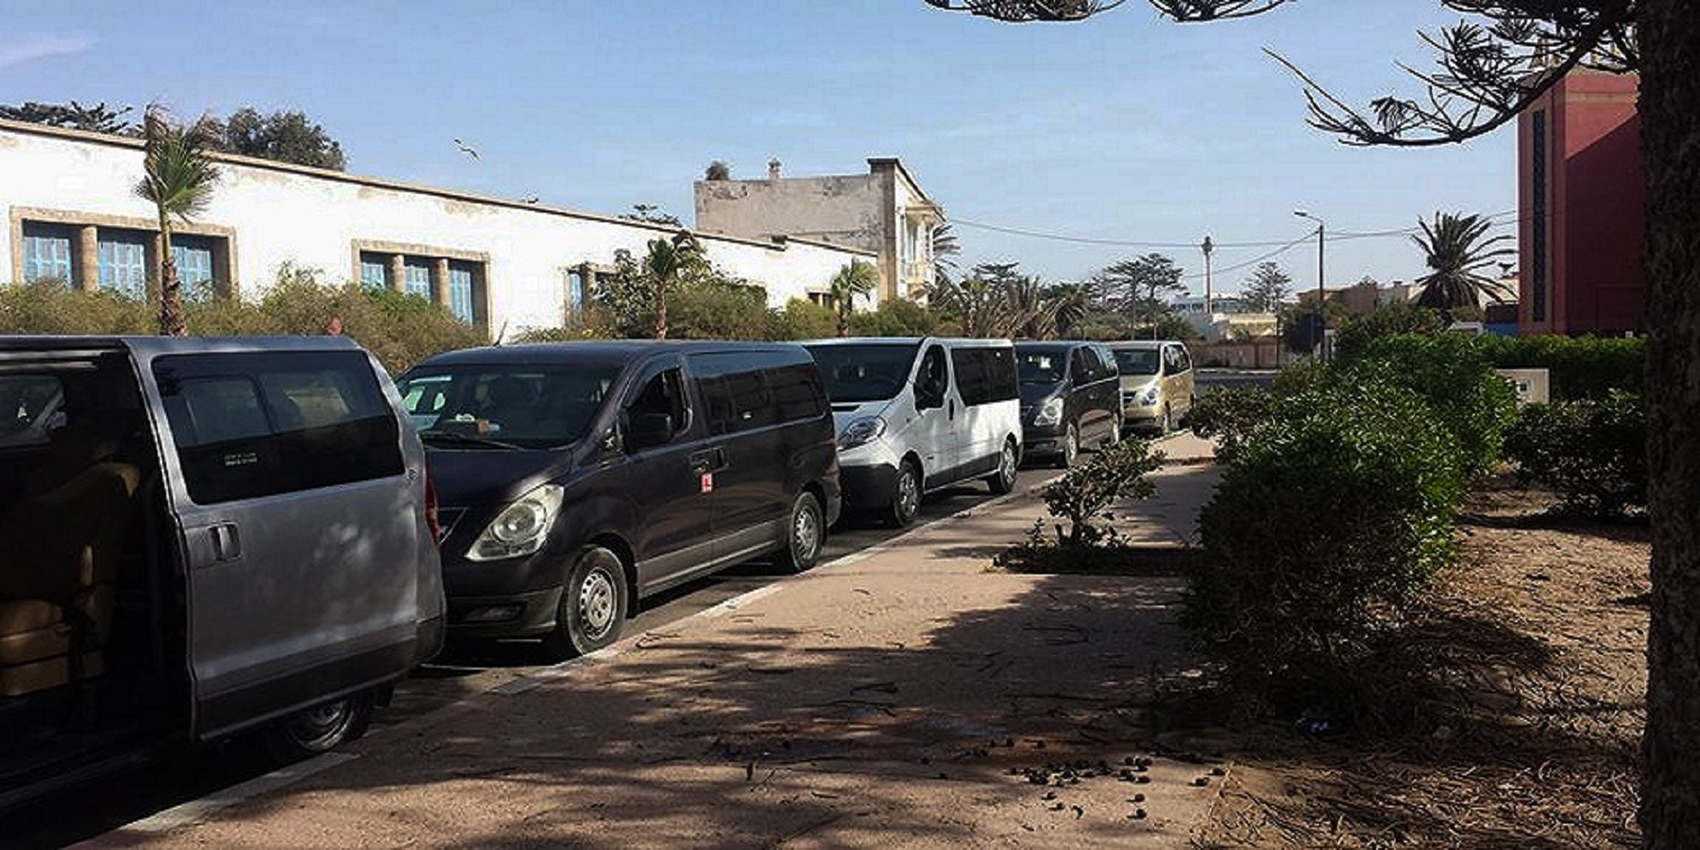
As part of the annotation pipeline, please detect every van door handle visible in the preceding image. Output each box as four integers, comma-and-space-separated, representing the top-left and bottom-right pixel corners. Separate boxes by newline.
688, 449, 725, 474
209, 523, 242, 562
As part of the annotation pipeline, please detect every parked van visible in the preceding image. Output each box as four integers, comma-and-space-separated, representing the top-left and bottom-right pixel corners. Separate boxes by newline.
1109, 340, 1196, 434
802, 337, 1021, 526
0, 336, 443, 810
1014, 340, 1122, 468
396, 341, 841, 658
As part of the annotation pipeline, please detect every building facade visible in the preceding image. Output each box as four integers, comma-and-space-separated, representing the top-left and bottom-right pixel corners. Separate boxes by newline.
693, 157, 943, 302
2, 120, 875, 339
1517, 69, 1644, 335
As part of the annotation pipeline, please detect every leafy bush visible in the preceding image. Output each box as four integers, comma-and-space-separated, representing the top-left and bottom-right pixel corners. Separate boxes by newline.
1183, 375, 1465, 702
0, 279, 154, 333
849, 297, 941, 337
666, 282, 775, 340
1477, 334, 1643, 400
1503, 390, 1647, 517
1037, 437, 1164, 547
1332, 302, 1445, 360
1184, 385, 1273, 463
1343, 334, 1519, 479
772, 298, 837, 340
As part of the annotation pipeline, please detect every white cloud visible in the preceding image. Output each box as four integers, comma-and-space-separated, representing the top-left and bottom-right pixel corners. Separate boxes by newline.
0, 34, 94, 70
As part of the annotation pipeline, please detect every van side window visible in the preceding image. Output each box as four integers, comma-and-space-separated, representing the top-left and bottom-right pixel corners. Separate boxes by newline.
917, 346, 949, 406
767, 364, 826, 422
982, 347, 1019, 404
1070, 348, 1094, 384
951, 348, 988, 405
1096, 345, 1119, 378
155, 352, 404, 505
0, 374, 66, 448
1172, 345, 1192, 373
624, 367, 688, 449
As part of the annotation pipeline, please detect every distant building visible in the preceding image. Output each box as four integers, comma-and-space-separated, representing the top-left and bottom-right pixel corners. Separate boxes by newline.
1517, 68, 1644, 335
694, 158, 943, 302
1, 119, 874, 339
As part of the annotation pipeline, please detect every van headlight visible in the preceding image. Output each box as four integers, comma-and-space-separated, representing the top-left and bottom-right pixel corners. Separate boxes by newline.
1135, 385, 1161, 406
838, 416, 886, 450
467, 484, 564, 561
1033, 397, 1064, 427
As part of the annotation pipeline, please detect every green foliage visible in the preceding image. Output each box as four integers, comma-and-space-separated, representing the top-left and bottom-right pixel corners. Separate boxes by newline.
850, 297, 942, 337
0, 279, 153, 333
1474, 334, 1643, 400
1410, 212, 1515, 311
1095, 253, 1186, 331
827, 260, 879, 336
1332, 302, 1446, 360
1037, 438, 1164, 548
666, 281, 774, 340
1504, 391, 1647, 517
773, 298, 837, 340
215, 108, 347, 170
1, 100, 135, 134
1342, 334, 1520, 479
1184, 385, 1273, 463
1184, 374, 1465, 698
1239, 261, 1292, 313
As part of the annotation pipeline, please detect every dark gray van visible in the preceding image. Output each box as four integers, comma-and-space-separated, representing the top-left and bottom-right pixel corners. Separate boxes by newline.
0, 336, 443, 810
396, 341, 841, 659
1014, 341, 1122, 468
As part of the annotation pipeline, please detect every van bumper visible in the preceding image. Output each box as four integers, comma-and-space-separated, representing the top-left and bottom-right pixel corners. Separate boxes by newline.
1021, 422, 1067, 459
839, 462, 897, 511
446, 586, 563, 639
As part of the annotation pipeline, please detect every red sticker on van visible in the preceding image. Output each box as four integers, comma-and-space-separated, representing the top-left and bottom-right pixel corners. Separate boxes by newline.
701, 472, 714, 493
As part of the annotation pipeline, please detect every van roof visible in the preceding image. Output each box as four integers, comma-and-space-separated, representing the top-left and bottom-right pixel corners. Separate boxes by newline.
0, 335, 364, 355
1106, 340, 1182, 349
413, 339, 811, 368
801, 336, 1013, 348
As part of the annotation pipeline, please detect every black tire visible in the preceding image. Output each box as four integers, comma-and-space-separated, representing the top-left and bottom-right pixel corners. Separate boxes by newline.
262, 691, 374, 765
889, 460, 922, 527
984, 438, 1019, 495
1158, 403, 1173, 436
541, 546, 629, 660
1056, 422, 1080, 469
776, 491, 825, 574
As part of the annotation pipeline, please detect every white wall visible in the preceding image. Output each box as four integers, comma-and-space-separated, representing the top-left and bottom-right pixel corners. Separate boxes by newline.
1, 122, 874, 336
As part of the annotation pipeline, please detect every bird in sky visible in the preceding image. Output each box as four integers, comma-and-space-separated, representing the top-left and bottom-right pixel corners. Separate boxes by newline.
520, 195, 539, 204
453, 138, 479, 160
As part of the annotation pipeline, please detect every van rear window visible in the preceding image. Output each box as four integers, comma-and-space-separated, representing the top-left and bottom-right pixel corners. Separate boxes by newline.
154, 352, 403, 504
952, 347, 1018, 407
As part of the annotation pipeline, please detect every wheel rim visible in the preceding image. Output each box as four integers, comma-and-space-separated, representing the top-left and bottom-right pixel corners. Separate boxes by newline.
793, 499, 820, 561
998, 443, 1017, 486
577, 565, 618, 640
1162, 405, 1172, 432
282, 700, 352, 751
897, 466, 920, 519
1064, 426, 1078, 465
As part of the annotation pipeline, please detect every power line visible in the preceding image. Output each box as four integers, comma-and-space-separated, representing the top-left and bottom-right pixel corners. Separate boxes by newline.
950, 208, 1522, 252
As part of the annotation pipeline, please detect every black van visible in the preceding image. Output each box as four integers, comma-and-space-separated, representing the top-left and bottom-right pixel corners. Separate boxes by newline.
396, 341, 841, 658
1014, 341, 1122, 468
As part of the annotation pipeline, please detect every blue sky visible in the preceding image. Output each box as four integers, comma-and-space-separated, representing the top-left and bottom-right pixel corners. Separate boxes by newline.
1, 1, 1517, 299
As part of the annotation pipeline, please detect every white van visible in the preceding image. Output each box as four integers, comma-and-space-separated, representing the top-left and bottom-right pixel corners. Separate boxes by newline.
803, 337, 1021, 526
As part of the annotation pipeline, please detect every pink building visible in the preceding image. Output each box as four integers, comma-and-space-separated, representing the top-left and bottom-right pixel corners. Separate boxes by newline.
1517, 69, 1644, 335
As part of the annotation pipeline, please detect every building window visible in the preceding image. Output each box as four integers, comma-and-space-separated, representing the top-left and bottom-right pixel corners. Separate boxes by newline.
448, 261, 477, 324
806, 291, 833, 309
565, 269, 586, 313
97, 229, 149, 300
21, 222, 74, 283
403, 258, 433, 300
359, 253, 390, 290
172, 235, 216, 300
1531, 109, 1548, 323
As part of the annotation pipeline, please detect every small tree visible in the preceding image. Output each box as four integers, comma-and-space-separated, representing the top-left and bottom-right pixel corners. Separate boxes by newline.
1240, 261, 1292, 313
1095, 253, 1186, 339
704, 160, 731, 181
827, 260, 879, 336
643, 231, 706, 339
1411, 212, 1516, 314
134, 105, 219, 336
215, 108, 347, 170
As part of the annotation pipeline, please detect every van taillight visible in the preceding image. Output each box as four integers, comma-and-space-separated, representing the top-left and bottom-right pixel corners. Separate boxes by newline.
424, 470, 443, 543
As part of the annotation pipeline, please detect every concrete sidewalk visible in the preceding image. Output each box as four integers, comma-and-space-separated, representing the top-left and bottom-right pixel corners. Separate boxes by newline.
87, 435, 1222, 849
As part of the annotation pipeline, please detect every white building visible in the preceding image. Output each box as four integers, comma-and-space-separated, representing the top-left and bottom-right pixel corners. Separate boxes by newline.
694, 158, 943, 302
1, 119, 876, 339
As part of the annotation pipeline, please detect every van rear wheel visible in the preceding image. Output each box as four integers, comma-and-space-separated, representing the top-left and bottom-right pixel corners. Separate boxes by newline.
542, 546, 629, 660
262, 691, 374, 765
889, 460, 922, 528
1057, 423, 1080, 469
777, 492, 824, 573
984, 438, 1018, 495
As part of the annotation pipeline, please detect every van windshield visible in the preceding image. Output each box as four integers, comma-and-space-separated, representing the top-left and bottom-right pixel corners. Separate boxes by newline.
1016, 350, 1066, 385
805, 342, 921, 404
1113, 349, 1161, 376
396, 365, 622, 449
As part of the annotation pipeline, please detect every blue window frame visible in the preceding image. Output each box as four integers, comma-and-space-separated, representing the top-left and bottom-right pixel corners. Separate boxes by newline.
403, 258, 432, 300
360, 253, 390, 290
97, 230, 150, 300
21, 222, 74, 283
565, 269, 585, 313
172, 236, 215, 300
448, 262, 476, 323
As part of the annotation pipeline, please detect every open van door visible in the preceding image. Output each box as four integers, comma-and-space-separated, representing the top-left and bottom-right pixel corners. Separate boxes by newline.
129, 339, 433, 743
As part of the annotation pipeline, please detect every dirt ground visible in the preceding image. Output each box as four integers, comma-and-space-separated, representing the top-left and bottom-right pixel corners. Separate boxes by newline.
1191, 475, 1649, 848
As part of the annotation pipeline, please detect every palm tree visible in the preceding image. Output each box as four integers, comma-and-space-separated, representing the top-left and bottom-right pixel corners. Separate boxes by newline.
827, 260, 878, 336
1410, 212, 1516, 316
642, 230, 705, 339
930, 222, 961, 287
134, 105, 219, 336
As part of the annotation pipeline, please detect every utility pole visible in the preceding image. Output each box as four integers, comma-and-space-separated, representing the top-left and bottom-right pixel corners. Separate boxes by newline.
1294, 210, 1327, 361
1201, 235, 1214, 340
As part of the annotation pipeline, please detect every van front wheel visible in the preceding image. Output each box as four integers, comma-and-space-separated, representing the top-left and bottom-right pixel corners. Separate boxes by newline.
889, 461, 922, 528
262, 691, 374, 765
542, 546, 629, 660
777, 492, 824, 574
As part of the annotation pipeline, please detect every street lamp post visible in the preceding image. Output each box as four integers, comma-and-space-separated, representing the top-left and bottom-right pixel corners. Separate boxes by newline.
1293, 210, 1326, 360
1201, 235, 1214, 331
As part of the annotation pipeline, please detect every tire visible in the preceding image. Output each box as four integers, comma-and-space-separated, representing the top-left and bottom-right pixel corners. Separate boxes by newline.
1057, 423, 1080, 469
1108, 411, 1124, 445
262, 691, 374, 765
541, 546, 629, 660
1158, 404, 1173, 436
776, 491, 825, 574
889, 460, 922, 528
984, 438, 1019, 495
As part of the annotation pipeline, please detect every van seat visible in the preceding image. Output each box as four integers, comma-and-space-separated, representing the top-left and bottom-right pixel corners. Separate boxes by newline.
0, 425, 140, 698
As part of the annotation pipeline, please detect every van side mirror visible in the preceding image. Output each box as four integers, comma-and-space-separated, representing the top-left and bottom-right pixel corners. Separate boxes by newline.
598, 428, 622, 455
626, 413, 674, 451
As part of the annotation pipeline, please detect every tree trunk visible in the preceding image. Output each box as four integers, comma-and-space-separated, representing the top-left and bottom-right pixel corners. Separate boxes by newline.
654, 279, 668, 340
1639, 1, 1700, 845
157, 222, 187, 337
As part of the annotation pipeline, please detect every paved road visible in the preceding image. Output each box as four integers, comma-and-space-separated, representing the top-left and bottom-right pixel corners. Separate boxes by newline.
3, 480, 1019, 850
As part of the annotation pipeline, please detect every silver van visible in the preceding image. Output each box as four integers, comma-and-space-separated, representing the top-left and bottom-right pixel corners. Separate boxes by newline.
0, 336, 443, 809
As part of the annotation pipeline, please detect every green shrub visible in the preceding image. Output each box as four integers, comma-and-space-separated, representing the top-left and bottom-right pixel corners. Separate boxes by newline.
1184, 385, 1273, 463
1183, 375, 1464, 700
772, 298, 837, 340
1036, 438, 1165, 548
0, 279, 154, 334
1477, 334, 1643, 400
666, 283, 775, 340
1344, 334, 1519, 479
849, 297, 941, 337
1503, 390, 1647, 517
1332, 303, 1445, 361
